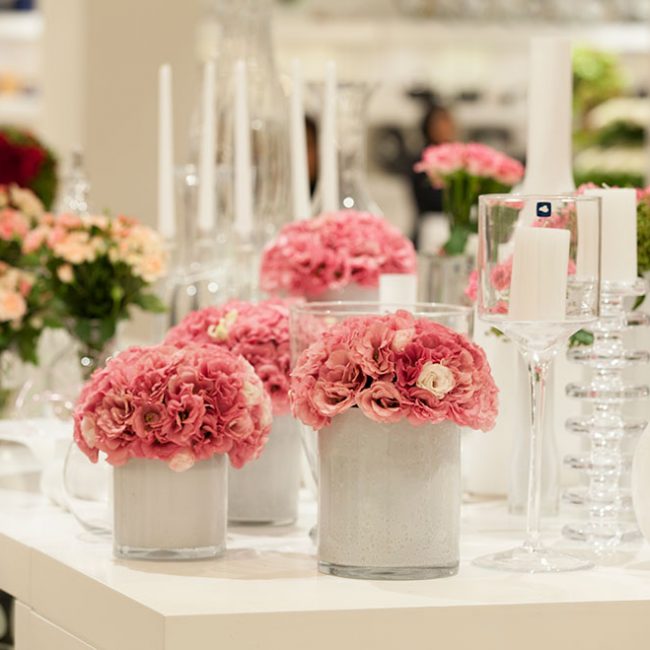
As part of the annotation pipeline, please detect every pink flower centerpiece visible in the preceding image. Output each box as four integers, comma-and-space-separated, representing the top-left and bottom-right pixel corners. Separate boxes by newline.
165, 299, 291, 416
74, 343, 272, 471
165, 299, 302, 525
290, 310, 498, 431
260, 211, 416, 299
415, 142, 524, 254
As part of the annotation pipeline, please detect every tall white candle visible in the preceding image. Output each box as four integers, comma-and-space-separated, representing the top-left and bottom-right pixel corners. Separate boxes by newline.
379, 274, 418, 306
158, 64, 175, 239
508, 227, 570, 321
320, 60, 339, 213
584, 188, 637, 284
234, 60, 253, 240
520, 38, 575, 194
291, 59, 311, 221
198, 59, 217, 234
575, 197, 600, 279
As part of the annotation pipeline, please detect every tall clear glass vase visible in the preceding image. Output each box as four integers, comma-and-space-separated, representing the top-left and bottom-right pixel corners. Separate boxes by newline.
311, 82, 380, 215
194, 0, 290, 248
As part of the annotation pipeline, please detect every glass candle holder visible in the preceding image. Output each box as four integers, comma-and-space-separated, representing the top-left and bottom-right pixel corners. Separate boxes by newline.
473, 193, 602, 573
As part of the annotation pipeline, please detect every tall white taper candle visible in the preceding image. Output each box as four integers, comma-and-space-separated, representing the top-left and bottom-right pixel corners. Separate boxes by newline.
234, 59, 253, 240
291, 59, 311, 221
584, 188, 637, 284
320, 60, 339, 213
508, 227, 570, 321
198, 60, 217, 234
520, 38, 575, 194
158, 64, 175, 239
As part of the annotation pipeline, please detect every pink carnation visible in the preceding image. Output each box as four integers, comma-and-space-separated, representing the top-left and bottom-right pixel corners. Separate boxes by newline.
73, 344, 272, 470
260, 211, 416, 299
165, 299, 292, 416
290, 310, 498, 432
415, 142, 524, 187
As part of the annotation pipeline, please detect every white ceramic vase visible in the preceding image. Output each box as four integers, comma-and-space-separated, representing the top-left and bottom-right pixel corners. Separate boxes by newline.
318, 408, 460, 580
228, 414, 302, 525
113, 456, 226, 560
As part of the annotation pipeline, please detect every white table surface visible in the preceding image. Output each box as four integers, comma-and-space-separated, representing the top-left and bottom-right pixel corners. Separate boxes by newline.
2, 487, 650, 650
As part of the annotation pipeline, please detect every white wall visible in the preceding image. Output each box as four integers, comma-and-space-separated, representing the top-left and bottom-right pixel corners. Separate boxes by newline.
42, 0, 201, 225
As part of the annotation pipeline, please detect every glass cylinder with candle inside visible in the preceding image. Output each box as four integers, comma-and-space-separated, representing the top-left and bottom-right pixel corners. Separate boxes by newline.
473, 193, 602, 573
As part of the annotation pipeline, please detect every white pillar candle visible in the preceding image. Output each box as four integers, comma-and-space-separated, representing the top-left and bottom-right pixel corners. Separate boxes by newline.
290, 59, 311, 221
320, 60, 339, 213
234, 59, 253, 240
575, 197, 601, 279
508, 227, 570, 321
198, 59, 217, 234
584, 188, 637, 284
379, 274, 418, 306
158, 64, 175, 239
520, 38, 575, 194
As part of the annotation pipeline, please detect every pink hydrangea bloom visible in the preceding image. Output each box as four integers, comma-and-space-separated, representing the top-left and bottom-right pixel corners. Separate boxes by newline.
73, 344, 272, 470
165, 299, 292, 416
260, 211, 416, 299
290, 310, 498, 432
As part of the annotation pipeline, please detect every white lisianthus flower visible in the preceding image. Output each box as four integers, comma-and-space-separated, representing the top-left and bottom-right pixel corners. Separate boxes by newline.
416, 362, 455, 399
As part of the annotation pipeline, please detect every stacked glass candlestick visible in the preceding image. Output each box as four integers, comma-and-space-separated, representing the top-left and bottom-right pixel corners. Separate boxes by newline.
563, 279, 649, 546
563, 188, 649, 548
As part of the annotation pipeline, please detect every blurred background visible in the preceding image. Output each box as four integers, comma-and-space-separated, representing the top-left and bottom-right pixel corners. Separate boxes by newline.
0, 0, 648, 247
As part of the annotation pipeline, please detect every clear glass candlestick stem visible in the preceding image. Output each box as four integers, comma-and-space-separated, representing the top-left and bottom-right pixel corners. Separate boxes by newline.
473, 193, 601, 573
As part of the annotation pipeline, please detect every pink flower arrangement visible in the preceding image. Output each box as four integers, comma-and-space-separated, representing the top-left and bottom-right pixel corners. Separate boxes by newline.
415, 142, 524, 188
74, 344, 273, 471
0, 261, 32, 323
290, 310, 498, 432
165, 299, 292, 415
260, 211, 416, 299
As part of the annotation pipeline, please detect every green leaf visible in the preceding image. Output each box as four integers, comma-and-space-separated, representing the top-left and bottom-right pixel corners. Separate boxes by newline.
569, 329, 594, 348
134, 293, 167, 313
443, 227, 471, 256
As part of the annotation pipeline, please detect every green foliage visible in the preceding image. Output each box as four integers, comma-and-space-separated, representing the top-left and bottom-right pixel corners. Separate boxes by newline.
442, 173, 511, 256
47, 255, 164, 354
569, 329, 594, 348
573, 48, 625, 119
638, 200, 650, 276
573, 170, 645, 189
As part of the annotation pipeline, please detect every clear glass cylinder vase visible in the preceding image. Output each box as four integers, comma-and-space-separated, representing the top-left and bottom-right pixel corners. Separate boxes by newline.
311, 82, 380, 215
228, 413, 301, 525
113, 456, 227, 560
194, 0, 290, 247
318, 408, 460, 580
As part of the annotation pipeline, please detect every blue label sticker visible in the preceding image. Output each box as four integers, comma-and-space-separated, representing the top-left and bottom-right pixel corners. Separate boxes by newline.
536, 201, 552, 218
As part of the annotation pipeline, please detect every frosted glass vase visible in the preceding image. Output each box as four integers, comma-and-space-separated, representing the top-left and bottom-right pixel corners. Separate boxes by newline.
228, 414, 302, 525
113, 456, 227, 560
318, 408, 460, 580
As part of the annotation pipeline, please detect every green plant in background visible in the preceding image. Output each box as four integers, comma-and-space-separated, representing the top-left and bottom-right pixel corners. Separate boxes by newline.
638, 197, 650, 277
573, 47, 625, 129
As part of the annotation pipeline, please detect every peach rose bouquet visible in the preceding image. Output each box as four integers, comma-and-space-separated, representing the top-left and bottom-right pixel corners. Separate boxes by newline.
0, 186, 50, 367
73, 343, 272, 470
290, 310, 498, 431
25, 212, 167, 377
